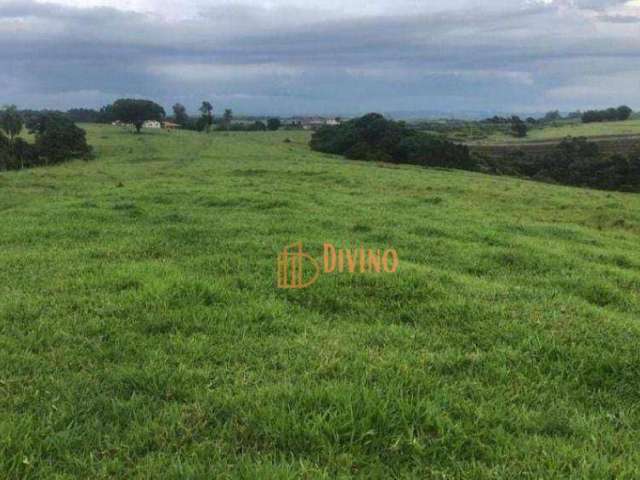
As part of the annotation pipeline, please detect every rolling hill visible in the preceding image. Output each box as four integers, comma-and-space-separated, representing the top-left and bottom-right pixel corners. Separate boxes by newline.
1, 125, 640, 478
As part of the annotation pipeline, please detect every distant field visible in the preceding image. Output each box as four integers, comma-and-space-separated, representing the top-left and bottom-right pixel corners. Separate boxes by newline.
2, 125, 640, 478
477, 119, 640, 144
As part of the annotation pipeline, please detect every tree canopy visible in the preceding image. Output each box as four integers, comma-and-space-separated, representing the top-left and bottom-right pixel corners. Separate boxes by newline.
1, 109, 91, 170
267, 118, 281, 131
172, 103, 189, 126
582, 106, 633, 123
111, 99, 165, 133
310, 113, 474, 170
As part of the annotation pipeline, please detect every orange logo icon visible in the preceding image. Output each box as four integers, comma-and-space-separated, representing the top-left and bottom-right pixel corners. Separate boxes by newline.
277, 242, 321, 289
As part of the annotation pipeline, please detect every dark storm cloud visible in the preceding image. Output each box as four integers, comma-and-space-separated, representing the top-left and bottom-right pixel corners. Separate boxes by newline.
1, 0, 639, 115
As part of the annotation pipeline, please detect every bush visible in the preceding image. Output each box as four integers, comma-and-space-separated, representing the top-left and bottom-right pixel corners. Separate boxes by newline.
1, 111, 91, 170
35, 115, 92, 165
310, 113, 474, 170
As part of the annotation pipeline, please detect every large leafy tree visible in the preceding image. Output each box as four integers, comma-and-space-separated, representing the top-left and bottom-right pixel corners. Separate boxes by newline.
111, 99, 165, 133
0, 105, 23, 142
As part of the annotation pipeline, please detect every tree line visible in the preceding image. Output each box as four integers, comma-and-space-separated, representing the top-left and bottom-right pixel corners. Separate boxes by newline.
477, 137, 640, 192
0, 106, 91, 171
310, 113, 474, 169
581, 106, 632, 124
311, 113, 640, 192
65, 99, 283, 133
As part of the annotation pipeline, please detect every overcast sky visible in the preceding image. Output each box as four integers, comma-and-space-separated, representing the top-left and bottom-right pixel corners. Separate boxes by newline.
1, 0, 639, 116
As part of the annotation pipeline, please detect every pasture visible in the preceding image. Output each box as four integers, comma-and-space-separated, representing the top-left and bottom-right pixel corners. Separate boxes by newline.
1, 125, 640, 478
478, 118, 640, 144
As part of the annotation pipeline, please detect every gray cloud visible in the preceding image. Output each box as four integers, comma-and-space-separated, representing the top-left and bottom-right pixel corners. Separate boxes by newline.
1, 0, 639, 115
597, 13, 640, 22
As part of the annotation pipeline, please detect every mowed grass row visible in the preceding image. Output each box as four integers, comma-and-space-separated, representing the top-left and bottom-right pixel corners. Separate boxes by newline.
1, 125, 640, 478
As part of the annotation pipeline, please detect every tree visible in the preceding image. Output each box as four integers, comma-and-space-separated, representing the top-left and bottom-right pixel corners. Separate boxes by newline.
250, 121, 267, 131
98, 104, 116, 124
222, 109, 233, 130
67, 108, 101, 123
310, 113, 473, 170
582, 106, 633, 123
0, 105, 24, 142
267, 118, 281, 131
617, 105, 633, 121
111, 99, 165, 133
199, 101, 213, 132
511, 116, 528, 138
543, 110, 562, 122
172, 103, 189, 126
33, 114, 91, 165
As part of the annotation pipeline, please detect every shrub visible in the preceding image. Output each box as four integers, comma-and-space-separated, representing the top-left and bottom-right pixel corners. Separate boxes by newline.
310, 113, 474, 171
34, 115, 92, 165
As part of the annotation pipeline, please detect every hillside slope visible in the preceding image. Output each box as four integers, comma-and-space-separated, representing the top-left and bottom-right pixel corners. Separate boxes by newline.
476, 118, 640, 145
1, 125, 640, 478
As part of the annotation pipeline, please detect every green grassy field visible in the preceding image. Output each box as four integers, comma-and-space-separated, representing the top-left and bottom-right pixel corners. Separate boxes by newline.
2, 125, 640, 478
478, 119, 640, 144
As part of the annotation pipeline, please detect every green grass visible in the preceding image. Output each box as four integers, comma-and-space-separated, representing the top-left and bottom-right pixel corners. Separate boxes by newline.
2, 125, 640, 478
480, 119, 640, 144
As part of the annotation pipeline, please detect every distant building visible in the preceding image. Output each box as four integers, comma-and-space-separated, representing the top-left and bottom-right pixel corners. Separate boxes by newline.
143, 120, 162, 129
286, 117, 342, 130
163, 121, 181, 130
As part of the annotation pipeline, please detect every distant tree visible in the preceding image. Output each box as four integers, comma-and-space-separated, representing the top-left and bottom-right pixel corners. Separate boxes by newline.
617, 105, 633, 121
0, 130, 11, 169
199, 101, 213, 132
267, 118, 281, 131
222, 109, 233, 130
98, 104, 116, 124
250, 121, 267, 131
66, 108, 101, 123
482, 116, 509, 124
543, 110, 562, 122
526, 117, 537, 124
582, 106, 633, 123
172, 103, 189, 126
511, 116, 528, 138
0, 105, 23, 142
310, 113, 474, 170
111, 99, 165, 133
